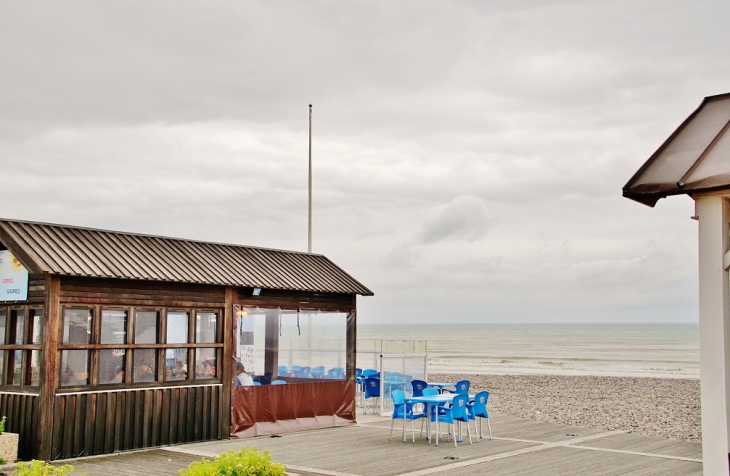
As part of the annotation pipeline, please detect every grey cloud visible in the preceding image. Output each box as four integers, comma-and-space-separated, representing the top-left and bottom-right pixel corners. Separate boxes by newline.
0, 0, 724, 324
418, 196, 494, 244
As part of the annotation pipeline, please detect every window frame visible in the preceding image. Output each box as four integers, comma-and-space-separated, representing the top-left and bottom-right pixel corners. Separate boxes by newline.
0, 305, 43, 391
56, 305, 223, 392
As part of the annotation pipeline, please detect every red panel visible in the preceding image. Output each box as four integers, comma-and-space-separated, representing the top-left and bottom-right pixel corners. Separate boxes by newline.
230, 380, 356, 438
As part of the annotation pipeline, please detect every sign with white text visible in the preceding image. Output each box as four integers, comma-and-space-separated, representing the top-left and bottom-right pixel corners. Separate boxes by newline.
0, 250, 29, 301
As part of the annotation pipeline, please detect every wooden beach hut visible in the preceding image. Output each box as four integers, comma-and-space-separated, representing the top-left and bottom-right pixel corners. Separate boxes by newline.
623, 92, 730, 475
0, 218, 372, 461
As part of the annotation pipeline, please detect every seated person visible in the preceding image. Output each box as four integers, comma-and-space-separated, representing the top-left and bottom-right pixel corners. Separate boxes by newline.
195, 363, 207, 378
107, 366, 124, 384
171, 360, 187, 380
234, 362, 254, 386
61, 364, 82, 386
203, 360, 216, 377
135, 364, 155, 382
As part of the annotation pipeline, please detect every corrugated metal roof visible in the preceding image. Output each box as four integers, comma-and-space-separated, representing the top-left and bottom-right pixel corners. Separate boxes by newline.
623, 92, 730, 207
0, 219, 373, 296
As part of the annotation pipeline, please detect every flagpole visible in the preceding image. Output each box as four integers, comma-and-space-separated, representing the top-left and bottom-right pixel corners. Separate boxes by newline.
308, 104, 313, 254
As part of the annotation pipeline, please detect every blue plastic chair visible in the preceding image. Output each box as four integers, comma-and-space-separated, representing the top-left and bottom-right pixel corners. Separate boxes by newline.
431, 394, 472, 447
356, 368, 362, 377
300, 366, 311, 378
363, 377, 380, 414
422, 387, 447, 417
445, 379, 470, 395
311, 366, 326, 379
271, 379, 287, 385
469, 391, 492, 440
253, 381, 262, 386
411, 379, 427, 397
278, 365, 288, 376
291, 365, 302, 377
389, 389, 427, 442
362, 369, 378, 378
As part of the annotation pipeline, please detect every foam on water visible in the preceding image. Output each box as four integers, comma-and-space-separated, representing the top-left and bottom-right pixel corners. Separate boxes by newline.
358, 323, 699, 379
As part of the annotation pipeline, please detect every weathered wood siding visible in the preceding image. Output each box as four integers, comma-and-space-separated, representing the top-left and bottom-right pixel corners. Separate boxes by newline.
60, 277, 226, 308
0, 392, 39, 460
238, 288, 355, 311
51, 385, 222, 459
26, 274, 46, 305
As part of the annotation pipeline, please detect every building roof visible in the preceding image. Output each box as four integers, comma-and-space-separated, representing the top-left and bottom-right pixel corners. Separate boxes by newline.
0, 219, 373, 296
623, 92, 730, 207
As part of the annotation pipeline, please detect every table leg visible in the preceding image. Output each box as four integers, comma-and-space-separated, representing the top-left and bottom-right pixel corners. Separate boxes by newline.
403, 404, 407, 443
427, 402, 432, 445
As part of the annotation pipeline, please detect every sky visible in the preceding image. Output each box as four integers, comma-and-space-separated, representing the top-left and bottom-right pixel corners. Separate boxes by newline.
1, 1, 728, 324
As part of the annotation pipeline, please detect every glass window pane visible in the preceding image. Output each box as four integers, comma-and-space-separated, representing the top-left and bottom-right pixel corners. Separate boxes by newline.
134, 311, 158, 344
13, 310, 25, 344
99, 349, 125, 384
26, 350, 40, 386
10, 350, 21, 385
101, 310, 127, 344
133, 349, 157, 383
196, 312, 217, 343
0, 310, 6, 345
167, 311, 188, 344
30, 309, 42, 344
165, 349, 188, 381
61, 350, 89, 386
63, 309, 92, 345
195, 348, 217, 379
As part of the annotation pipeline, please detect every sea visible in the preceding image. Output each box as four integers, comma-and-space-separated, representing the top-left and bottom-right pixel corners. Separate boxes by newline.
357, 323, 700, 379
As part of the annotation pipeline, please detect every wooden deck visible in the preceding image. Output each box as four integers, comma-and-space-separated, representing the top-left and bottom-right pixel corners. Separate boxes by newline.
57, 413, 702, 475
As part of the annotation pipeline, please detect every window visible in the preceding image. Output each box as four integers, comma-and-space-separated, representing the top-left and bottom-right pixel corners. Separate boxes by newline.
56, 306, 222, 390
61, 350, 89, 386
134, 311, 157, 344
0, 306, 42, 389
63, 309, 91, 344
235, 308, 348, 384
166, 312, 188, 343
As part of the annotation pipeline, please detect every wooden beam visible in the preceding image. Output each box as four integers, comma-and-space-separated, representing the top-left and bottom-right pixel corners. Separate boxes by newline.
220, 287, 235, 439
37, 274, 60, 460
696, 195, 730, 476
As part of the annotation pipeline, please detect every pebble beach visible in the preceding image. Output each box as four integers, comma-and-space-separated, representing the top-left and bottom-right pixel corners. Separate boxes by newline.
430, 373, 701, 441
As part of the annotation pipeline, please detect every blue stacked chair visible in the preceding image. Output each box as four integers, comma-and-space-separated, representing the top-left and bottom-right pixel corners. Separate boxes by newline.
431, 394, 472, 447
389, 389, 427, 442
363, 377, 380, 414
468, 391, 492, 440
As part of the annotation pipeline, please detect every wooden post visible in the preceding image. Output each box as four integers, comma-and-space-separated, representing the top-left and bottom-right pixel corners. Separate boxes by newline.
264, 310, 279, 377
220, 287, 235, 439
346, 298, 356, 380
696, 194, 730, 475
36, 274, 60, 460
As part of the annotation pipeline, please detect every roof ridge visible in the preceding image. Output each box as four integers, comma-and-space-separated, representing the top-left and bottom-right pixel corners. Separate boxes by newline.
0, 217, 322, 257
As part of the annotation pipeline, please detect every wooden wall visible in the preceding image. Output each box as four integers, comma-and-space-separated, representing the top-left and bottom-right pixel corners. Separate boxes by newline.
60, 277, 226, 308
51, 385, 222, 459
26, 274, 46, 305
0, 393, 39, 461
238, 287, 355, 311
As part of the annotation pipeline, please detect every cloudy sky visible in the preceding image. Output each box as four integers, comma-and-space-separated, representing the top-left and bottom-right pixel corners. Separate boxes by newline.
2, 1, 728, 324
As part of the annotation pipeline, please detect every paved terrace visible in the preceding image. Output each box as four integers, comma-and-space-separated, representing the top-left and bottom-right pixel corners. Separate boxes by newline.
49, 412, 702, 476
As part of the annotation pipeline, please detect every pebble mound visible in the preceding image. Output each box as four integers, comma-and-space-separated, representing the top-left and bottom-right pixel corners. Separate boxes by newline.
429, 373, 701, 441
